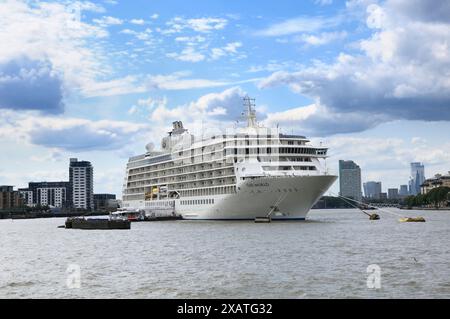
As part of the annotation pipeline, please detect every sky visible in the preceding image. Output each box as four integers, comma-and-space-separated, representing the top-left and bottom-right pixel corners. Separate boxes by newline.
1, 0, 450, 197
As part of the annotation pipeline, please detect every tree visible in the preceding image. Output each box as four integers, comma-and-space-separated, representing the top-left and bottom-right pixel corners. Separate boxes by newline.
426, 187, 450, 208
405, 195, 416, 208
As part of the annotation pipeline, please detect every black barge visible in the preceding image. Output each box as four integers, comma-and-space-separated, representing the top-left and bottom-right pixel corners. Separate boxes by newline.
65, 218, 130, 230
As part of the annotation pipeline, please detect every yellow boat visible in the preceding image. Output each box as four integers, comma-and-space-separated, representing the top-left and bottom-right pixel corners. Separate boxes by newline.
399, 217, 426, 223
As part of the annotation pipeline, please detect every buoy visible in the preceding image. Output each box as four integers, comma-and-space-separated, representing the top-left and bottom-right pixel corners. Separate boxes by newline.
399, 217, 426, 223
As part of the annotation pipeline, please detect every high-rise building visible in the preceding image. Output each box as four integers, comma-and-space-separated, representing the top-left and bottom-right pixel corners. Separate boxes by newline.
399, 185, 409, 197
363, 181, 382, 199
19, 182, 71, 208
388, 188, 399, 199
70, 158, 94, 210
339, 160, 362, 201
409, 162, 425, 195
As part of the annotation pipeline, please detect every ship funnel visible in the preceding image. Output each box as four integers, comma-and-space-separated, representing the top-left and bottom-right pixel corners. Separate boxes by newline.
171, 121, 187, 135
172, 121, 184, 130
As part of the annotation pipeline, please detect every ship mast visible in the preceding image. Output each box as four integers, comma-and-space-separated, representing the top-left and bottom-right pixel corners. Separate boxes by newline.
243, 95, 257, 128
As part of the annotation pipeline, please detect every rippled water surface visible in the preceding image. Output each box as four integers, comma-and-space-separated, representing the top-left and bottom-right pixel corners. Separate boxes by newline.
1, 209, 450, 299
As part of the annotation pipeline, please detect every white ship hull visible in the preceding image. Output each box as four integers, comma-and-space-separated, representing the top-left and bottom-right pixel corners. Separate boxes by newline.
124, 175, 337, 220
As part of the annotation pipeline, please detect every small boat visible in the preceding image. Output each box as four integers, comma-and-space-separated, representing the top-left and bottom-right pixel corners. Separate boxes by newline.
110, 209, 145, 222
399, 217, 426, 223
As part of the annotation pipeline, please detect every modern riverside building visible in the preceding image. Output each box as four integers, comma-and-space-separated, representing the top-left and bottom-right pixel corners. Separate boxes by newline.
388, 188, 399, 199
70, 158, 94, 210
0, 186, 24, 210
421, 172, 450, 194
339, 160, 362, 201
399, 184, 409, 197
363, 181, 382, 199
19, 189, 33, 206
19, 182, 71, 208
409, 162, 425, 195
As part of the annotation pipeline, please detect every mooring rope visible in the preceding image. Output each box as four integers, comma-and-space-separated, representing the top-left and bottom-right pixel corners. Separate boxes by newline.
329, 192, 404, 218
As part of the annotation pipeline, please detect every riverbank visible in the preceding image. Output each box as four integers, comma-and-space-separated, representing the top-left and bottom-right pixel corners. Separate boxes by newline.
399, 207, 450, 211
0, 211, 110, 220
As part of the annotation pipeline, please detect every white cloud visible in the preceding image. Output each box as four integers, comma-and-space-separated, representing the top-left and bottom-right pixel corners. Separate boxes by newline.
174, 35, 206, 43
130, 19, 145, 25
247, 60, 303, 73
75, 1, 106, 13
262, 103, 388, 136
129, 96, 168, 115
149, 87, 245, 124
0, 111, 149, 152
128, 105, 139, 115
119, 27, 153, 40
30, 149, 64, 163
186, 17, 228, 32
210, 42, 242, 60
146, 72, 229, 90
294, 31, 347, 46
81, 75, 146, 97
162, 16, 228, 34
166, 46, 205, 62
93, 15, 123, 27
0, 0, 139, 103
255, 16, 341, 36
258, 0, 450, 134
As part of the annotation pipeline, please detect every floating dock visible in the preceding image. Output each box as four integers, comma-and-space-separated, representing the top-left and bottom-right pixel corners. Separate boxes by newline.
65, 218, 130, 230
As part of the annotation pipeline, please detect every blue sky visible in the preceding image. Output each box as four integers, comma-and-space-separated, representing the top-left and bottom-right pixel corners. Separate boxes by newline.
1, 0, 449, 197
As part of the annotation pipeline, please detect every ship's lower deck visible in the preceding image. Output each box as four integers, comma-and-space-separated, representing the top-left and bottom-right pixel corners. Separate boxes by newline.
123, 175, 337, 220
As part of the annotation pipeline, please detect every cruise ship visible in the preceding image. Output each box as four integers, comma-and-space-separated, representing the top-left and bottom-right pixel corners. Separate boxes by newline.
122, 97, 337, 220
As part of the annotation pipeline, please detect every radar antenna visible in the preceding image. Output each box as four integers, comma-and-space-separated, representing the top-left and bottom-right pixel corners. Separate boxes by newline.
243, 95, 257, 128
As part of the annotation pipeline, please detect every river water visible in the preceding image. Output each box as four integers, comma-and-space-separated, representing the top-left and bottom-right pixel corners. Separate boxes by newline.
1, 209, 450, 299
